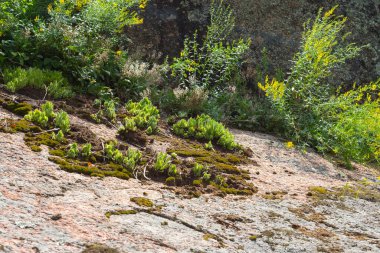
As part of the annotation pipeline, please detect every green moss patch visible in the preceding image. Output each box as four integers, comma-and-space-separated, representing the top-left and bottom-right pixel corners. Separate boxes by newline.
105, 210, 137, 218
30, 145, 42, 152
165, 176, 176, 186
3, 101, 33, 116
130, 197, 154, 207
82, 244, 120, 253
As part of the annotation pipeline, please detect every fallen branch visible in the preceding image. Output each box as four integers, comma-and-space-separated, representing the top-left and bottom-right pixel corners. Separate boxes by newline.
33, 128, 60, 136
134, 207, 227, 243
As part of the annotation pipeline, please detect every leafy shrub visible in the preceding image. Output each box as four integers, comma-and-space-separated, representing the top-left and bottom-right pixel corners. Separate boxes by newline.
123, 147, 142, 170
170, 0, 250, 90
91, 94, 118, 123
1, 0, 147, 95
55, 110, 70, 133
173, 114, 238, 150
25, 101, 71, 132
67, 143, 79, 158
326, 80, 380, 163
118, 97, 159, 135
259, 7, 378, 164
3, 67, 73, 99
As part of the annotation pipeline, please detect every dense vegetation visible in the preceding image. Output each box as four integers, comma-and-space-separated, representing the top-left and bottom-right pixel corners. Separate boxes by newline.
0, 0, 379, 167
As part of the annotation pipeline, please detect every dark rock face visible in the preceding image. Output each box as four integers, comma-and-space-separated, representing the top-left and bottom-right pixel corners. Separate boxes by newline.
128, 0, 379, 86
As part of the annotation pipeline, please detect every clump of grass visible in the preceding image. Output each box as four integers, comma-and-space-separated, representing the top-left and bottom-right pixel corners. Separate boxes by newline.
3, 67, 73, 99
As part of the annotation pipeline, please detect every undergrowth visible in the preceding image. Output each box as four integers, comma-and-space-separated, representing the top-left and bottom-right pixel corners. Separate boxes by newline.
3, 67, 74, 99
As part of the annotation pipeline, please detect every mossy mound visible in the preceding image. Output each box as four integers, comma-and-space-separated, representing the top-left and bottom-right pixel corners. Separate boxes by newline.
105, 210, 137, 218
48, 156, 132, 180
130, 197, 154, 207
3, 101, 33, 116
82, 244, 120, 253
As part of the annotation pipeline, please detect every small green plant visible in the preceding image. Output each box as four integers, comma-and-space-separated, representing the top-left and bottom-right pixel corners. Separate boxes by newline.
55, 110, 70, 133
168, 164, 178, 176
153, 152, 172, 173
118, 97, 160, 135
67, 143, 79, 159
41, 101, 56, 119
104, 141, 142, 170
215, 175, 225, 186
25, 109, 49, 127
202, 172, 211, 182
204, 141, 214, 150
173, 114, 238, 150
192, 163, 204, 177
123, 147, 142, 170
81, 143, 92, 157
25, 101, 57, 128
51, 130, 65, 142
91, 88, 119, 123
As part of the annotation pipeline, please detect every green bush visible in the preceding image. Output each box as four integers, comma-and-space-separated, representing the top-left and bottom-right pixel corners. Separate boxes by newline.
41, 101, 55, 118
3, 67, 73, 99
326, 80, 380, 163
1, 0, 147, 95
173, 114, 238, 150
170, 0, 250, 90
259, 7, 378, 165
118, 97, 160, 135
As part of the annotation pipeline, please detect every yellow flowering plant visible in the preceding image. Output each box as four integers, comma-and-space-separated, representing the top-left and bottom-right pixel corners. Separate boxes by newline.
260, 6, 379, 166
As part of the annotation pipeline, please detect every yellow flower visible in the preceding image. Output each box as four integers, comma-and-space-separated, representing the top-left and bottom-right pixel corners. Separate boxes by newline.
34, 16, 40, 22
324, 6, 337, 18
139, 0, 148, 9
116, 50, 122, 56
60, 0, 65, 4
47, 4, 53, 13
285, 141, 295, 149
